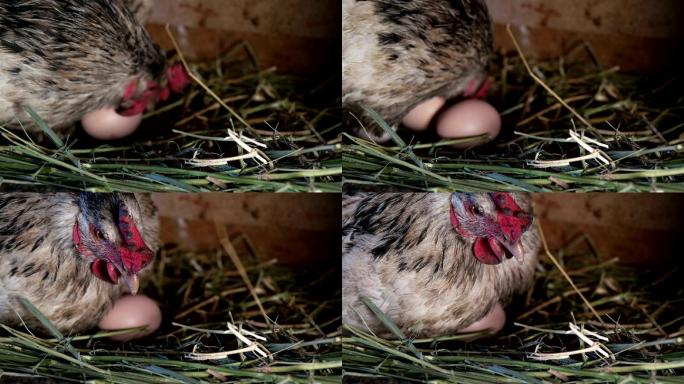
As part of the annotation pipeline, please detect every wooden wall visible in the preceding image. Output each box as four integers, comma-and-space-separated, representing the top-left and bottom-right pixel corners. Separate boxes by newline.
486, 0, 684, 73
145, 0, 340, 75
151, 193, 340, 268
532, 194, 684, 267
144, 1, 683, 73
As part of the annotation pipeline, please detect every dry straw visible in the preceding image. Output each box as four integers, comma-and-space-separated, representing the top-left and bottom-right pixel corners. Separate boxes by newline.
0, 230, 341, 383
0, 33, 341, 192
344, 26, 684, 192
343, 227, 684, 383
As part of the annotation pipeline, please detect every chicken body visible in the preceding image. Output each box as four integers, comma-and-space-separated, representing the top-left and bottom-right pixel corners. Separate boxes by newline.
0, 193, 158, 333
123, 0, 154, 23
0, 0, 177, 134
342, 193, 540, 337
342, 0, 493, 141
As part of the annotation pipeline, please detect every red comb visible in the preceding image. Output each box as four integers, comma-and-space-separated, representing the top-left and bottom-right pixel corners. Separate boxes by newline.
167, 63, 191, 93
489, 193, 531, 244
118, 205, 153, 274
465, 78, 490, 99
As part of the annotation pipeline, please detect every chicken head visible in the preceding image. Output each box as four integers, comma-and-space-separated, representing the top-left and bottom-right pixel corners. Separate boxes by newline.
72, 193, 154, 294
450, 192, 533, 265
119, 63, 190, 116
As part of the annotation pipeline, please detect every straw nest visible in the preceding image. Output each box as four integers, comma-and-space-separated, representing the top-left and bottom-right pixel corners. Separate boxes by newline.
0, 30, 341, 193
343, 226, 684, 383
0, 230, 342, 383
343, 26, 684, 192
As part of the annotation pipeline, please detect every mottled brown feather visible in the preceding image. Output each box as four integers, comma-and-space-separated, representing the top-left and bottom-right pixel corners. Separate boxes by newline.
0, 0, 166, 134
0, 193, 158, 333
342, 0, 493, 140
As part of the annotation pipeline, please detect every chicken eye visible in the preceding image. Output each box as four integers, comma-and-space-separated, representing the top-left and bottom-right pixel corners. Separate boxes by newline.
94, 229, 105, 241
471, 205, 484, 215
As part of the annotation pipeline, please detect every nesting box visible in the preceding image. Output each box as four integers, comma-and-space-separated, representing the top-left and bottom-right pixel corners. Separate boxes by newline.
152, 193, 340, 268
532, 194, 684, 267
145, 0, 340, 76
486, 0, 684, 73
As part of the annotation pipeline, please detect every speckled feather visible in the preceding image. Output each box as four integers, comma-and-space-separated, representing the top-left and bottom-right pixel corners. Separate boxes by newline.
0, 193, 158, 333
342, 193, 540, 338
0, 0, 165, 134
123, 0, 154, 22
342, 0, 493, 140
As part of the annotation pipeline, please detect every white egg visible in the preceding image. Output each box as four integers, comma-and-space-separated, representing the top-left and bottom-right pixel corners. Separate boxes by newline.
98, 295, 162, 342
82, 108, 143, 140
402, 96, 446, 131
435, 99, 501, 148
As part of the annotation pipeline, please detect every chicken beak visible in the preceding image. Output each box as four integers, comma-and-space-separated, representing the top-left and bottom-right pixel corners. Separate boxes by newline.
504, 241, 525, 263
122, 274, 140, 295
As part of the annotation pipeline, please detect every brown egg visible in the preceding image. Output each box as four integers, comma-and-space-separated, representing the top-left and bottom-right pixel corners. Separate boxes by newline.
82, 108, 143, 140
435, 99, 501, 148
98, 295, 162, 342
402, 96, 446, 131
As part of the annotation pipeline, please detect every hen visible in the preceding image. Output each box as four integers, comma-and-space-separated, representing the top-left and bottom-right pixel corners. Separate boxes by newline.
0, 0, 188, 134
342, 193, 540, 337
342, 0, 493, 141
0, 193, 159, 333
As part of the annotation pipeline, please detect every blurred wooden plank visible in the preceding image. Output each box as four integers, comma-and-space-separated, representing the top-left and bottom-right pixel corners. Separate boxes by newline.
144, 0, 339, 73
153, 193, 340, 267
532, 194, 684, 267
486, 0, 684, 39
535, 220, 680, 267
147, 24, 338, 74
532, 194, 684, 231
487, 0, 684, 73
493, 24, 684, 73
148, 0, 339, 39
152, 193, 340, 231
158, 218, 338, 267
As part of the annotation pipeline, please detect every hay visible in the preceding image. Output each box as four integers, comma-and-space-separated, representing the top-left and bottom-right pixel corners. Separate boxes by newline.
342, 228, 684, 383
0, 41, 341, 193
0, 232, 341, 383
343, 28, 684, 192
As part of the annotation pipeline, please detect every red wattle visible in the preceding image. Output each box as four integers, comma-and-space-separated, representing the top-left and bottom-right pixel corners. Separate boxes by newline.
159, 87, 171, 102
464, 80, 477, 97
473, 237, 503, 265
474, 78, 491, 99
123, 81, 139, 102
106, 262, 120, 283
119, 101, 146, 116
91, 259, 119, 284
464, 78, 490, 98
488, 237, 505, 261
